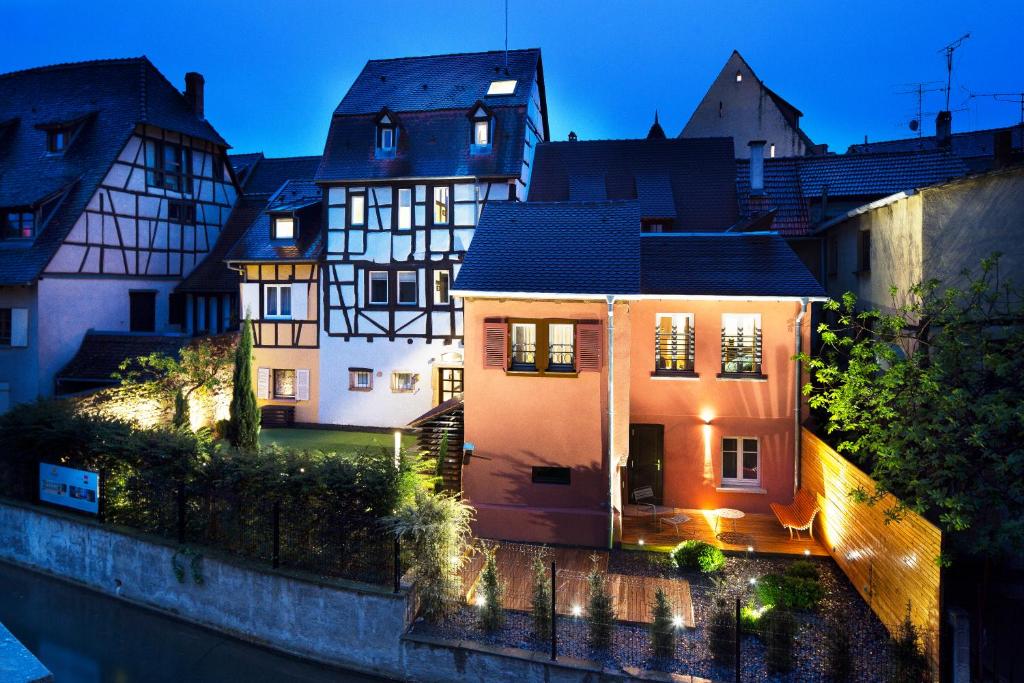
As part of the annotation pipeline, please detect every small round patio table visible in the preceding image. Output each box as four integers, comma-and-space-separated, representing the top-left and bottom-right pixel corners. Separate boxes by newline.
713, 508, 745, 536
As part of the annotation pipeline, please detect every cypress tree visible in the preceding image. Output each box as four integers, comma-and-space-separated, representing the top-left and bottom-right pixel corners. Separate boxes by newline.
586, 558, 614, 650
172, 388, 190, 429
650, 587, 675, 658
530, 553, 551, 641
477, 546, 505, 632
228, 319, 260, 449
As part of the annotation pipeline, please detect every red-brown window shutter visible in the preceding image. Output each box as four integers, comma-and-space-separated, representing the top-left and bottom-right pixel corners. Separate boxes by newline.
576, 323, 602, 371
483, 321, 508, 368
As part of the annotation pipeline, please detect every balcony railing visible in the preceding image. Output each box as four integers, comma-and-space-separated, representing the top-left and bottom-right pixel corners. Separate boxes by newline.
511, 343, 537, 370
721, 329, 762, 375
548, 344, 575, 372
654, 324, 695, 373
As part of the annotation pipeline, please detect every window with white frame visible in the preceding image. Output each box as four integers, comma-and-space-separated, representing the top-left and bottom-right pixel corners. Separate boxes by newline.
272, 216, 294, 239
721, 313, 762, 374
397, 188, 412, 230
487, 79, 517, 96
379, 126, 395, 151
391, 371, 417, 393
350, 193, 366, 226
474, 119, 490, 146
433, 186, 449, 224
722, 437, 760, 486
368, 271, 388, 304
397, 271, 417, 305
264, 285, 292, 319
433, 270, 451, 305
349, 368, 373, 391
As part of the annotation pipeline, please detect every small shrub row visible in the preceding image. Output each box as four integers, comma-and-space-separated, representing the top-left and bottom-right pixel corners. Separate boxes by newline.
755, 560, 824, 611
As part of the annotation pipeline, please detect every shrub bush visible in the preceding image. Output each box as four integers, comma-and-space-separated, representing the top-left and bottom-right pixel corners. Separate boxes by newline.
739, 602, 765, 634
785, 559, 820, 581
530, 553, 551, 641
888, 605, 929, 683
755, 572, 824, 611
706, 597, 736, 666
670, 540, 726, 573
477, 546, 505, 632
586, 559, 614, 650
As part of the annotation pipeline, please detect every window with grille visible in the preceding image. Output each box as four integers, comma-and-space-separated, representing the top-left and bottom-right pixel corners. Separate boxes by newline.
655, 313, 694, 373
511, 323, 537, 370
722, 437, 759, 486
433, 186, 449, 224
721, 313, 762, 375
145, 139, 192, 193
547, 323, 575, 371
264, 285, 292, 319
2, 211, 34, 239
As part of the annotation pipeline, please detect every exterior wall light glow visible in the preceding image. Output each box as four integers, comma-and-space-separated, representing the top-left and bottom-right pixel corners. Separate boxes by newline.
748, 577, 757, 585
700, 409, 714, 425
803, 549, 811, 556
571, 604, 582, 617
475, 594, 486, 607
638, 538, 645, 546
672, 615, 683, 628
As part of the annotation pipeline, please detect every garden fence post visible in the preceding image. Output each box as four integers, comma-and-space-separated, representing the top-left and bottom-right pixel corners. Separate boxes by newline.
550, 560, 557, 662
176, 480, 186, 544
393, 537, 401, 593
271, 500, 281, 569
735, 596, 741, 683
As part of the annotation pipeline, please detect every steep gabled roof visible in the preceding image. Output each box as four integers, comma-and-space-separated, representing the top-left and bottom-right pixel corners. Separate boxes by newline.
0, 57, 229, 285
528, 137, 739, 230
238, 154, 322, 195
334, 49, 542, 115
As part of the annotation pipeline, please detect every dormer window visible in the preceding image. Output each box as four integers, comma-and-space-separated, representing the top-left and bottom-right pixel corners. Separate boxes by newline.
375, 110, 398, 158
47, 128, 68, 153
474, 120, 490, 146
2, 210, 34, 240
487, 79, 517, 96
272, 216, 295, 240
469, 102, 493, 154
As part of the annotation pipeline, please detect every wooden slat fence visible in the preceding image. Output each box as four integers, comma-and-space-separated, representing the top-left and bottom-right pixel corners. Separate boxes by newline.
801, 428, 942, 674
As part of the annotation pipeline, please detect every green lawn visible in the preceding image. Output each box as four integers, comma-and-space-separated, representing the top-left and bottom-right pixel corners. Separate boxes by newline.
258, 428, 416, 454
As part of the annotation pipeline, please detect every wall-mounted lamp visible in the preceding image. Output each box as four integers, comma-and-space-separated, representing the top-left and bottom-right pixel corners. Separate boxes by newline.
700, 409, 714, 425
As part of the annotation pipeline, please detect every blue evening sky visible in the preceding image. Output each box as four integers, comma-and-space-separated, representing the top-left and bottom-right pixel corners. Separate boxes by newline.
3, 0, 1021, 157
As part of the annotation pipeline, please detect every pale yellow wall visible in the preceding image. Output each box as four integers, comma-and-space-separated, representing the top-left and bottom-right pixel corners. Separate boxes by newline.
253, 346, 320, 424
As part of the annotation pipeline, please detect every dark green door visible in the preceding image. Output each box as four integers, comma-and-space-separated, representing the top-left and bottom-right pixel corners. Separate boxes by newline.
627, 424, 664, 505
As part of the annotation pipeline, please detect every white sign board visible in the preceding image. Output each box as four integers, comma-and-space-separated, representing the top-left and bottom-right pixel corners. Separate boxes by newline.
39, 463, 99, 514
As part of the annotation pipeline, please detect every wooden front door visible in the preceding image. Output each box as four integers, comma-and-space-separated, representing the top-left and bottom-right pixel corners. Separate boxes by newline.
627, 424, 664, 505
438, 367, 464, 402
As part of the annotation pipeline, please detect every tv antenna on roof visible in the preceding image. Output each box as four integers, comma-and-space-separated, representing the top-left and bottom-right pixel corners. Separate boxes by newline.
939, 33, 971, 110
896, 81, 945, 137
504, 0, 509, 71
967, 90, 1024, 125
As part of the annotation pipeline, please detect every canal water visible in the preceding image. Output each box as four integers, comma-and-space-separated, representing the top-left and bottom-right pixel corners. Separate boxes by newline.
0, 561, 390, 682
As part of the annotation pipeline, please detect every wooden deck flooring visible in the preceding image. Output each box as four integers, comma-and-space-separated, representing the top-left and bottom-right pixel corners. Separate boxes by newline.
620, 507, 828, 557
463, 542, 694, 627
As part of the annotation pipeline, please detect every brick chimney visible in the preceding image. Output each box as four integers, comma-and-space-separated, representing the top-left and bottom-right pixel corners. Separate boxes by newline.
748, 140, 766, 195
935, 111, 952, 148
184, 72, 205, 119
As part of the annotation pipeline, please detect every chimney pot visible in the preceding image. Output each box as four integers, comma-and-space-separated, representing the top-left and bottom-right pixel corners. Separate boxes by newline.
568, 131, 578, 142
936, 111, 952, 148
184, 72, 205, 119
748, 140, 766, 194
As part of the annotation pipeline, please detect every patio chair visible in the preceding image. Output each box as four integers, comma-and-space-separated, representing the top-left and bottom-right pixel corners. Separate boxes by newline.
658, 512, 692, 537
770, 489, 820, 540
632, 486, 657, 518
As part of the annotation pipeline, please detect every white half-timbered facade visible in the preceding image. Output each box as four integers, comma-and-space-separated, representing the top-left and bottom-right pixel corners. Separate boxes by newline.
314, 49, 548, 427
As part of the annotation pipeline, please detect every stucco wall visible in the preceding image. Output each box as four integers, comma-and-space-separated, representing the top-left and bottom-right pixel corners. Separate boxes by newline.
462, 299, 610, 547
921, 170, 1024, 288
0, 285, 39, 409
825, 193, 923, 313
253, 346, 321, 424
627, 299, 806, 512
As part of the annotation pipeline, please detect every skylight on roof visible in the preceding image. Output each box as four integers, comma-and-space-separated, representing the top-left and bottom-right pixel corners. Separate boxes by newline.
487, 79, 517, 96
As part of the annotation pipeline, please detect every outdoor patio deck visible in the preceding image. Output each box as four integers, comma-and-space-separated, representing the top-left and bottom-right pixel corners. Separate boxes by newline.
462, 543, 695, 627
620, 507, 828, 557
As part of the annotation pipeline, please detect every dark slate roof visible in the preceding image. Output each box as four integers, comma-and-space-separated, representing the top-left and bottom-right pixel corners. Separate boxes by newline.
0, 57, 228, 285
736, 150, 968, 236
226, 180, 323, 262
528, 138, 739, 231
640, 233, 825, 297
239, 154, 323, 195
181, 155, 323, 291
454, 201, 641, 295
335, 49, 541, 115
317, 108, 527, 181
847, 124, 1023, 171
56, 331, 191, 384
454, 201, 823, 298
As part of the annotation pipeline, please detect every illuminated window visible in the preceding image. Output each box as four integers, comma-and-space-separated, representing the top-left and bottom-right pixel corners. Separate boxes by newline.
397, 188, 412, 230
391, 371, 417, 393
721, 313, 762, 375
349, 368, 373, 391
273, 369, 296, 399
735, 71, 743, 83
486, 79, 517, 96
397, 271, 417, 305
433, 270, 451, 305
547, 323, 575, 371
433, 186, 449, 224
265, 285, 292, 319
511, 323, 537, 370
380, 127, 394, 150
47, 129, 68, 153
474, 120, 490, 146
655, 313, 695, 373
377, 113, 397, 155
272, 216, 294, 239
722, 437, 759, 486
769, 143, 776, 158
350, 193, 365, 226
2, 211, 35, 239
368, 271, 388, 304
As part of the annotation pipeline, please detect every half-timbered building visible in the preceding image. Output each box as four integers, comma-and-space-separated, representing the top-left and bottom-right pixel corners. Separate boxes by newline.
314, 49, 549, 427
0, 58, 237, 409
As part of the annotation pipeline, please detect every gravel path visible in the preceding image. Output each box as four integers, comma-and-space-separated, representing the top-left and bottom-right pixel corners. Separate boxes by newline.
411, 549, 894, 681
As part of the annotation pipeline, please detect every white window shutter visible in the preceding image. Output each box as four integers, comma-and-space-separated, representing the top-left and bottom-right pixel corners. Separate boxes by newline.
240, 283, 260, 320
290, 283, 308, 321
10, 309, 28, 347
256, 367, 270, 400
296, 369, 310, 401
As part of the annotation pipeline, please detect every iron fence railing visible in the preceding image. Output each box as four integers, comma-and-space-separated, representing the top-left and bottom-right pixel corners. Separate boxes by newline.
655, 324, 695, 373
721, 329, 762, 375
